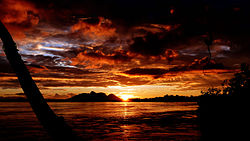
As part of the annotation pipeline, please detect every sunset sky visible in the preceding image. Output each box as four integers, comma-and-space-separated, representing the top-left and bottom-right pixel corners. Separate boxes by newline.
0, 0, 249, 99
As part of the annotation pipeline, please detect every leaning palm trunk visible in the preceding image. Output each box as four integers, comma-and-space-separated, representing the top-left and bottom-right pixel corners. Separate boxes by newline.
0, 21, 79, 141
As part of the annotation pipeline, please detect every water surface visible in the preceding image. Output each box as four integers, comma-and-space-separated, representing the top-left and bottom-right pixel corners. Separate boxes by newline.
0, 102, 200, 140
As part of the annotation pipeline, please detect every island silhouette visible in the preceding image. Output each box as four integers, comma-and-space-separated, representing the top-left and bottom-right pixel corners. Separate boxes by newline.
68, 91, 122, 102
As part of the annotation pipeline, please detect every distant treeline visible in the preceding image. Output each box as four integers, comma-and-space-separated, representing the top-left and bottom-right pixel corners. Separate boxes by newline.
129, 95, 198, 102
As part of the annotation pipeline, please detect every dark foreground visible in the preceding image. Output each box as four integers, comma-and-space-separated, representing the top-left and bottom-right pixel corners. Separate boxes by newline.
198, 95, 250, 141
198, 64, 250, 141
0, 102, 200, 141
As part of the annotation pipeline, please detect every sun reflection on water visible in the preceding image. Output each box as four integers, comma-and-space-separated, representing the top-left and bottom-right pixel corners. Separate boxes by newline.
123, 102, 128, 119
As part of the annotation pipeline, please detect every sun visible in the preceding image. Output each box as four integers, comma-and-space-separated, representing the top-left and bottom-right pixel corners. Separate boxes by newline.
120, 95, 133, 101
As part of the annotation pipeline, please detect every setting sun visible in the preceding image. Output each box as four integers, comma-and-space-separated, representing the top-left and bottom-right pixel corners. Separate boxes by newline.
120, 95, 133, 101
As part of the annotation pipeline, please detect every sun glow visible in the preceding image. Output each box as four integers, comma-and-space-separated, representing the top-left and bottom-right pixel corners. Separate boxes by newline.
120, 95, 133, 101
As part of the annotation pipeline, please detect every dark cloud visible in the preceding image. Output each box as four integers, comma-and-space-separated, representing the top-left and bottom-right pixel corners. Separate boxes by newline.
31, 66, 104, 80
124, 68, 168, 78
111, 75, 150, 85
129, 32, 180, 62
22, 54, 61, 66
124, 57, 227, 78
71, 17, 117, 40
70, 50, 133, 68
3, 0, 250, 35
38, 79, 118, 88
129, 33, 167, 56
0, 79, 20, 89
47, 66, 103, 75
15, 93, 25, 96
0, 57, 14, 73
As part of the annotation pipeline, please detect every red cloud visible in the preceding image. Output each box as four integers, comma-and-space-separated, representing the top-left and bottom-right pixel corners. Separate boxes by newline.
0, 0, 40, 39
71, 17, 117, 39
26, 64, 48, 73
70, 49, 178, 69
123, 56, 229, 78
70, 50, 132, 68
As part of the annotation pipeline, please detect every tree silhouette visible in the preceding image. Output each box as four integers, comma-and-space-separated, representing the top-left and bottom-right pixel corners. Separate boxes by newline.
222, 63, 250, 96
0, 21, 80, 141
199, 63, 250, 141
201, 63, 249, 96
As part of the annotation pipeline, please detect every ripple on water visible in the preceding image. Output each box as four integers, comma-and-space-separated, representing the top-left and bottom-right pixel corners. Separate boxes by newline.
0, 102, 200, 141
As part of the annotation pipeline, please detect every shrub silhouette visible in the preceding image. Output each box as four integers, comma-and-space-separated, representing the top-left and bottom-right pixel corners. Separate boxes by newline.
198, 63, 249, 141
222, 63, 249, 96
201, 63, 249, 96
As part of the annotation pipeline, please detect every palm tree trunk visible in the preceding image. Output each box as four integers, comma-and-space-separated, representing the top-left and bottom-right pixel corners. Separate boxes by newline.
0, 21, 79, 141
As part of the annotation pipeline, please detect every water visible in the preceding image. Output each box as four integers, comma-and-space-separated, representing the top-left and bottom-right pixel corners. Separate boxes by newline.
0, 102, 200, 140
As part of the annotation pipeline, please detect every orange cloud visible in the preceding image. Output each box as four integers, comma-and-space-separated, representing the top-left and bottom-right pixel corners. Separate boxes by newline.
70, 49, 178, 69
134, 24, 179, 34
164, 49, 179, 62
71, 17, 116, 39
70, 50, 132, 68
1, 0, 39, 25
122, 56, 232, 79
26, 65, 48, 73
0, 0, 39, 39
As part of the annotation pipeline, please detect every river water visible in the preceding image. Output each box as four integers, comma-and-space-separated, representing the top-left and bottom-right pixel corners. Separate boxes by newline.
0, 102, 200, 140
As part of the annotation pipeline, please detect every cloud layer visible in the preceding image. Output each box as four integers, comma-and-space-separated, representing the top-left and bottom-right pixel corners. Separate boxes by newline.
1, 0, 249, 97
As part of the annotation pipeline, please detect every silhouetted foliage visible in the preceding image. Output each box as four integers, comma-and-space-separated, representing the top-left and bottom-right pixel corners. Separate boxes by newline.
129, 94, 198, 102
222, 63, 250, 96
201, 63, 249, 97
198, 63, 250, 141
201, 88, 222, 96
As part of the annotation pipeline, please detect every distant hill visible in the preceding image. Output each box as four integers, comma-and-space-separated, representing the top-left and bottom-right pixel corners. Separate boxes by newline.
67, 91, 122, 102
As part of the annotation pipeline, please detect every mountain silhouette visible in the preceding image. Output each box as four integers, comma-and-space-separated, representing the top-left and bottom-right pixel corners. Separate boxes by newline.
68, 91, 122, 102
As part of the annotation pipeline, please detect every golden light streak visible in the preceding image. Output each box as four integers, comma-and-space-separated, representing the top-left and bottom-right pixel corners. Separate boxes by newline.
120, 94, 133, 101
